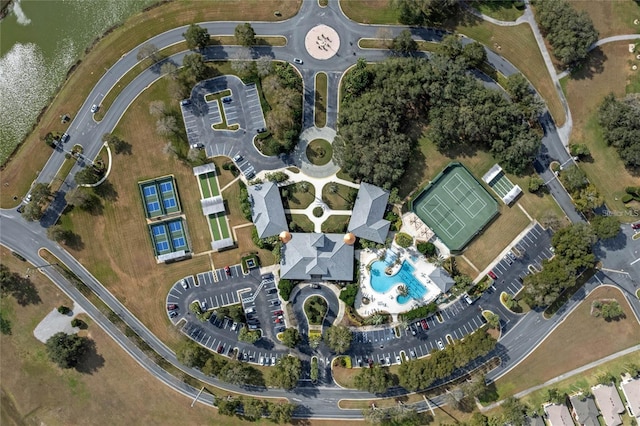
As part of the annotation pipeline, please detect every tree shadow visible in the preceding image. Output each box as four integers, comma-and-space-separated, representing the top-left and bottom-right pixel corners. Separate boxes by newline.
113, 140, 133, 155
570, 47, 607, 81
76, 339, 105, 374
64, 231, 85, 251
2, 271, 42, 306
93, 180, 118, 201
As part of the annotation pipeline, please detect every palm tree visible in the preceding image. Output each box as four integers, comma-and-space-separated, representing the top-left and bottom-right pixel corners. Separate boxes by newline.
298, 181, 309, 193
397, 285, 409, 297
432, 254, 445, 268
328, 183, 338, 194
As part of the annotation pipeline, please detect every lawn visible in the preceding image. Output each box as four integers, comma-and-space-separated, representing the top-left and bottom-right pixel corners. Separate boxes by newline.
494, 286, 640, 398
462, 205, 531, 272
473, 0, 525, 21
287, 213, 315, 233
321, 215, 350, 233
304, 296, 328, 325
321, 182, 357, 210
213, 156, 239, 190
339, 0, 399, 24
0, 0, 301, 208
564, 42, 640, 221
567, 0, 640, 39
359, 38, 440, 52
281, 181, 316, 209
314, 72, 327, 128
306, 139, 333, 166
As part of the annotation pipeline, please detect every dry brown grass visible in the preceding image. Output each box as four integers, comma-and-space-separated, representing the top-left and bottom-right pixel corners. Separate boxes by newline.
0, 0, 301, 208
567, 0, 640, 39
462, 205, 531, 271
564, 41, 640, 220
494, 285, 640, 398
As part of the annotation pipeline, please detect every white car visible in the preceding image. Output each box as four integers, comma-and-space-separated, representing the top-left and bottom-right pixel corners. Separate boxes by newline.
90, 104, 99, 113
293, 58, 303, 64
437, 340, 445, 351
180, 279, 188, 289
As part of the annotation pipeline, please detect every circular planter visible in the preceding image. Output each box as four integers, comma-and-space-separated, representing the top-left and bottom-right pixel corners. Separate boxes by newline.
313, 206, 324, 217
306, 139, 333, 166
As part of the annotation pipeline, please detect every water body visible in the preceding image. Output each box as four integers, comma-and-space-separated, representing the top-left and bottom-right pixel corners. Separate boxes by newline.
0, 0, 153, 164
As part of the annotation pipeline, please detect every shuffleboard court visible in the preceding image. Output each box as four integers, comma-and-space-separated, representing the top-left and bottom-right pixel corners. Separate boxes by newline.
216, 212, 230, 239
410, 163, 498, 252
208, 214, 222, 241
199, 174, 212, 198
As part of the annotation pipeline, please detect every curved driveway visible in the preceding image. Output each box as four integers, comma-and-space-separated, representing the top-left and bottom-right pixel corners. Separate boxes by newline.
4, 0, 640, 419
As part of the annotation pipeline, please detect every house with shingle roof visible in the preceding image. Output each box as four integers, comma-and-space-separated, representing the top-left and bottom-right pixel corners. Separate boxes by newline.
570, 394, 600, 426
347, 182, 390, 244
592, 384, 624, 426
620, 376, 640, 420
429, 268, 455, 293
280, 233, 354, 281
248, 181, 288, 239
545, 403, 574, 426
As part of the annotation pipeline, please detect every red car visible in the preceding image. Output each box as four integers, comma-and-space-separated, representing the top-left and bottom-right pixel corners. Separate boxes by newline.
273, 310, 284, 316
421, 319, 428, 330
632, 223, 640, 230
217, 344, 224, 353
167, 304, 178, 311
224, 266, 231, 276
275, 318, 282, 324
488, 270, 498, 280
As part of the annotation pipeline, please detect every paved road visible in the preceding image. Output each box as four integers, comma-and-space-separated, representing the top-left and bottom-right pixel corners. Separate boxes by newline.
5, 0, 640, 419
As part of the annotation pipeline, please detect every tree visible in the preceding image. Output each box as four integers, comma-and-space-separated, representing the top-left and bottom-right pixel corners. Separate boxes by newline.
219, 360, 261, 386
502, 397, 528, 426
397, 284, 409, 297
552, 222, 597, 271
570, 143, 591, 158
136, 42, 160, 63
156, 115, 177, 137
395, 232, 413, 248
256, 55, 273, 77
528, 176, 545, 193
47, 225, 71, 243
392, 29, 417, 55
216, 397, 241, 416
234, 23, 256, 46
148, 100, 166, 118
600, 301, 624, 321
30, 183, 51, 205
281, 328, 300, 348
324, 325, 352, 354
523, 257, 576, 307
45, 332, 89, 368
183, 23, 209, 50
182, 52, 207, 82
268, 402, 296, 424
277, 279, 295, 301
202, 355, 226, 377
242, 397, 266, 420
238, 326, 261, 343
462, 41, 487, 69
269, 356, 301, 390
74, 166, 103, 185
21, 201, 44, 222
417, 241, 437, 256
160, 62, 178, 79
66, 187, 102, 214
176, 340, 209, 368
354, 365, 394, 394
102, 133, 129, 155
231, 47, 255, 78
598, 93, 640, 170
534, 0, 598, 67
394, 0, 461, 25
505, 73, 544, 122
0, 311, 11, 335
485, 312, 500, 329
340, 283, 359, 307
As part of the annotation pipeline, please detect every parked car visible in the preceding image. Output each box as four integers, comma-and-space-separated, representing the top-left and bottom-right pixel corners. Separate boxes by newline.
180, 279, 188, 289
60, 133, 70, 143
275, 318, 282, 324
273, 310, 284, 316
488, 270, 498, 280
437, 340, 445, 350
222, 96, 232, 104
421, 319, 428, 330
266, 288, 277, 294
410, 326, 417, 336
256, 127, 266, 134
233, 154, 243, 163
632, 222, 640, 230
259, 356, 265, 365
270, 300, 280, 306
180, 99, 191, 106
167, 304, 178, 311
262, 273, 274, 281
293, 58, 303, 64
410, 349, 416, 358
463, 294, 474, 305
90, 104, 99, 113
199, 300, 207, 311
395, 355, 401, 364
224, 265, 231, 276
276, 326, 285, 333
507, 251, 517, 261
248, 324, 259, 330
190, 142, 204, 149
231, 322, 238, 331
271, 356, 276, 366
169, 310, 178, 318
217, 344, 224, 354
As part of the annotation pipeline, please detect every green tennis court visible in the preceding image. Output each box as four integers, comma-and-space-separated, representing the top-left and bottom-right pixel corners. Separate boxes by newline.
411, 163, 498, 252
139, 176, 182, 218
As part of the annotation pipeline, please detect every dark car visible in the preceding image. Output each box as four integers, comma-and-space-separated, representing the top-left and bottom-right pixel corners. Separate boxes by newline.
180, 99, 191, 106
217, 344, 224, 353
632, 223, 640, 230
224, 265, 231, 276
167, 304, 178, 311
270, 300, 280, 306
169, 311, 178, 318
262, 273, 274, 281
222, 96, 232, 104
16, 205, 25, 213
256, 127, 266, 134
60, 133, 70, 144
273, 310, 283, 316
266, 288, 277, 294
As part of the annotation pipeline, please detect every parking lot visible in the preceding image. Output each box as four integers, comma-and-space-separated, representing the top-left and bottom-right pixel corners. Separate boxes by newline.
239, 273, 285, 342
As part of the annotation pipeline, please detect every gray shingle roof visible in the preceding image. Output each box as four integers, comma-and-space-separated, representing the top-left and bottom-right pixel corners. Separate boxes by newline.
592, 384, 624, 426
248, 182, 288, 239
280, 233, 354, 281
347, 182, 390, 244
429, 268, 455, 293
570, 394, 600, 426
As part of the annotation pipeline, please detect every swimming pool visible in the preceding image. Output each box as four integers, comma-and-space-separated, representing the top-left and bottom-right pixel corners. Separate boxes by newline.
370, 260, 428, 304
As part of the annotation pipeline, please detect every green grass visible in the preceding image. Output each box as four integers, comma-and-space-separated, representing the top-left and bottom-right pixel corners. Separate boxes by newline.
198, 174, 211, 198
306, 139, 333, 166
50, 156, 78, 193
314, 73, 327, 128
207, 172, 220, 197
208, 214, 221, 240
473, 0, 525, 21
304, 296, 328, 325
320, 215, 350, 233
204, 88, 231, 102
321, 182, 357, 210
359, 38, 440, 52
287, 213, 315, 232
217, 212, 230, 239
280, 182, 316, 209
339, 0, 399, 24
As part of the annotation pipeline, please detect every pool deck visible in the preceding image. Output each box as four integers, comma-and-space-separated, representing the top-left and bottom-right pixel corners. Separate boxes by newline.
355, 244, 441, 321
